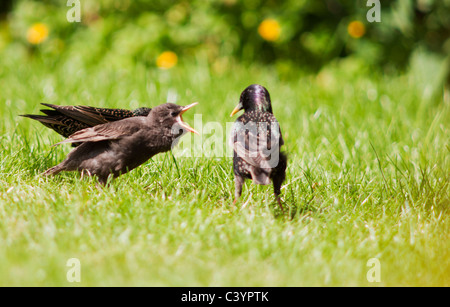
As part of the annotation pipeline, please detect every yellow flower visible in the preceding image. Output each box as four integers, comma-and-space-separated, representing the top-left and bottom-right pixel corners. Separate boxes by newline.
258, 19, 281, 42
156, 51, 178, 69
27, 23, 49, 45
347, 21, 365, 39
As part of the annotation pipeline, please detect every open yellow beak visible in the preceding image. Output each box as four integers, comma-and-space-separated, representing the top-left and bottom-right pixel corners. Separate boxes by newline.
230, 103, 243, 117
177, 102, 199, 135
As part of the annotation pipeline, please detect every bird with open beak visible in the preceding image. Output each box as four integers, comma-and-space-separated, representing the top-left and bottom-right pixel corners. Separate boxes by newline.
43, 102, 198, 185
230, 84, 287, 211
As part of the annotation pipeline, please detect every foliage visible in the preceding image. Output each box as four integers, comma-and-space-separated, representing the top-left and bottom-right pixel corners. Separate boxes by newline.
1, 0, 449, 74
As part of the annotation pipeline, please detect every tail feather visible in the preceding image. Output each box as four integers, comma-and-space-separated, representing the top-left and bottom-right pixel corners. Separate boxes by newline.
20, 114, 62, 125
40, 102, 58, 109
39, 109, 61, 116
250, 167, 271, 185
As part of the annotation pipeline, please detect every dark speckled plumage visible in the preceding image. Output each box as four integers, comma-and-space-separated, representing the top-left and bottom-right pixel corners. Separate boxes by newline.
230, 84, 287, 210
21, 103, 152, 141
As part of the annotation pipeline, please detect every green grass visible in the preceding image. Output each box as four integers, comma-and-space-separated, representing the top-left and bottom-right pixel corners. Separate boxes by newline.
0, 54, 449, 286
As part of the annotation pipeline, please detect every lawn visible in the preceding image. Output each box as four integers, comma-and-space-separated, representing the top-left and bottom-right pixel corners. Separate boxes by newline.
0, 53, 449, 286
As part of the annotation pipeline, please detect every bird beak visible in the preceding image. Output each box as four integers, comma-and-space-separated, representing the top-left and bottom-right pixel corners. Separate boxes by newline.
177, 102, 199, 135
230, 103, 243, 117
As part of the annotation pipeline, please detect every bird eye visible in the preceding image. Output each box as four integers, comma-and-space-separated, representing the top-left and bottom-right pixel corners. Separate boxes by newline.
171, 112, 177, 116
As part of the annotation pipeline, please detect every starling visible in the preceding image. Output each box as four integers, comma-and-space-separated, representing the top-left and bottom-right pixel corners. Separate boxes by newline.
230, 84, 287, 210
43, 102, 198, 185
21, 103, 152, 141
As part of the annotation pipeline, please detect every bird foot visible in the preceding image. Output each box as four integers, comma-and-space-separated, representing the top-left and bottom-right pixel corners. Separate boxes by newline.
276, 197, 285, 214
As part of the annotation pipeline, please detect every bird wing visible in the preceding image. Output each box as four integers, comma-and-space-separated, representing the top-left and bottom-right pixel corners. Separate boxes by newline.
232, 116, 283, 172
20, 113, 90, 138
54, 117, 143, 145
233, 130, 274, 170
41, 103, 134, 126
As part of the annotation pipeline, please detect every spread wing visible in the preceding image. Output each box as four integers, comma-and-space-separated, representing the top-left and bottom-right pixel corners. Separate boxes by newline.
54, 117, 144, 145
41, 103, 134, 126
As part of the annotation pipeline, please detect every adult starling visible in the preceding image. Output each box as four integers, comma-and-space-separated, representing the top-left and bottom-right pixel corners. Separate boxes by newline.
43, 102, 198, 185
230, 84, 287, 210
21, 103, 152, 140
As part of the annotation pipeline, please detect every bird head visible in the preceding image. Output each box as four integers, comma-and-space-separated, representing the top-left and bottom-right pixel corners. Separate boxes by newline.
150, 102, 199, 135
230, 84, 273, 117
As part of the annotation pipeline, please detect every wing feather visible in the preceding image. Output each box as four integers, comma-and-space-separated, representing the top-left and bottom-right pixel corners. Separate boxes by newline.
232, 114, 283, 171
54, 117, 144, 146
41, 103, 134, 126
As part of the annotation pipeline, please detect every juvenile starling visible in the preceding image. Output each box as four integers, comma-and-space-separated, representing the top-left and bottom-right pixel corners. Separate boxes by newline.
21, 103, 152, 140
230, 84, 287, 210
43, 102, 198, 185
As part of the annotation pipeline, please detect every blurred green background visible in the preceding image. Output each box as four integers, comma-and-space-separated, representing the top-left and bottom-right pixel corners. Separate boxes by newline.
0, 0, 449, 79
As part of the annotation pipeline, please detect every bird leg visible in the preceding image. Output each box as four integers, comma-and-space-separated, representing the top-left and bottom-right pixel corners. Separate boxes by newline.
273, 178, 285, 213
275, 194, 285, 213
80, 169, 90, 180
233, 175, 244, 205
